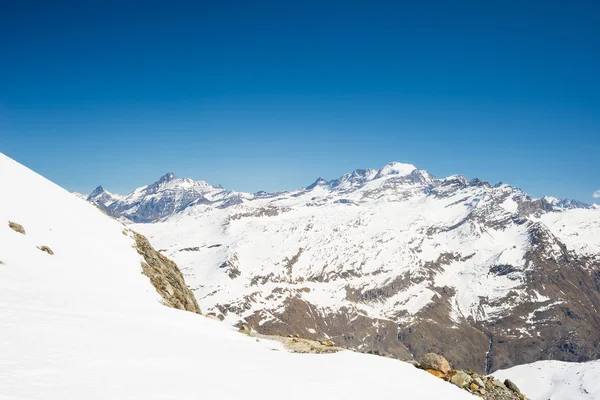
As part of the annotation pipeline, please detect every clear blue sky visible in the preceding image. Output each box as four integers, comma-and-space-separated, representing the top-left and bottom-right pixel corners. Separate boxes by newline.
1, 1, 598, 201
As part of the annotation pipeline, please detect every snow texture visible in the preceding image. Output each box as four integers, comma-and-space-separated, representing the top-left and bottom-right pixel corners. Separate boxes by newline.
495, 359, 600, 400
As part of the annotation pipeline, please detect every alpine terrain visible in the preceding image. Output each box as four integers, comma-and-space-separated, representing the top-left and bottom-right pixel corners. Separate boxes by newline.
0, 153, 479, 399
84, 161, 600, 374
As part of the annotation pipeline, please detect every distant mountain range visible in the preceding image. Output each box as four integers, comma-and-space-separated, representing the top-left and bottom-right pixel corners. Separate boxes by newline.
81, 162, 600, 373
83, 163, 595, 224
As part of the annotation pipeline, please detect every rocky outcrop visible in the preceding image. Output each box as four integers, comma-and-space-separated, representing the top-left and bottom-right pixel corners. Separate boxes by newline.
416, 353, 527, 400
419, 353, 451, 374
133, 231, 201, 314
8, 221, 25, 234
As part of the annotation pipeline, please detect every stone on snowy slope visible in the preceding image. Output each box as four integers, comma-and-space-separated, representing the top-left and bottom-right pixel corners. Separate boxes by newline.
450, 371, 472, 388
418, 353, 451, 374
38, 245, 54, 255
425, 369, 446, 379
504, 379, 520, 394
8, 221, 25, 234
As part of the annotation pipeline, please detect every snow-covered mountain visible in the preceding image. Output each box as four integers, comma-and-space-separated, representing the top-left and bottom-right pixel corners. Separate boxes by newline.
88, 173, 243, 223
101, 161, 600, 374
0, 153, 478, 399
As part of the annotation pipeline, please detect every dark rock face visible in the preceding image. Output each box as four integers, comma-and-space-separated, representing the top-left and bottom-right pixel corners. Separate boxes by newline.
133, 231, 201, 314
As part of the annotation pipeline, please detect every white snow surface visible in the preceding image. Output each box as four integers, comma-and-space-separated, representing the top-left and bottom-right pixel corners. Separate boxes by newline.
0, 153, 473, 399
537, 208, 600, 256
494, 359, 600, 400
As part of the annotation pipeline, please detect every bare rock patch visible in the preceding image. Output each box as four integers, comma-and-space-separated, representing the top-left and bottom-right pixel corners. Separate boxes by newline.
8, 221, 25, 234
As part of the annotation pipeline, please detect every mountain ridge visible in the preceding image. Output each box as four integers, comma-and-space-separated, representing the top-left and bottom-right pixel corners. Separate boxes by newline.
85, 161, 594, 224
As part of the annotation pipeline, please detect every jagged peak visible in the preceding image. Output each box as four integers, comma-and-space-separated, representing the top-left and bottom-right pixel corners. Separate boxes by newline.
306, 177, 329, 190
158, 172, 176, 183
88, 185, 106, 198
442, 174, 469, 186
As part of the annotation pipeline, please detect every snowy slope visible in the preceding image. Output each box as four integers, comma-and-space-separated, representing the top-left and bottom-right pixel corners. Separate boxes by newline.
0, 153, 473, 400
494, 360, 600, 400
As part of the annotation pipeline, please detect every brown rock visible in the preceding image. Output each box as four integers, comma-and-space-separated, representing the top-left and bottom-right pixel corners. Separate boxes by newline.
450, 371, 473, 388
418, 353, 451, 374
38, 246, 54, 255
8, 221, 25, 234
425, 369, 446, 379
474, 377, 485, 388
133, 232, 201, 314
504, 379, 521, 394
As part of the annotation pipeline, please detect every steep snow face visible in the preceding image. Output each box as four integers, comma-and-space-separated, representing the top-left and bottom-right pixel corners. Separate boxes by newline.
494, 360, 600, 400
0, 156, 159, 314
537, 207, 600, 256
0, 153, 475, 400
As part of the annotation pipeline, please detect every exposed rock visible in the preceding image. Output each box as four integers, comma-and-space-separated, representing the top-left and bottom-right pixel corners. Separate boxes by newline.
133, 231, 200, 314
414, 354, 526, 400
450, 371, 472, 388
238, 324, 251, 333
37, 246, 54, 255
425, 369, 446, 378
418, 353, 451, 374
504, 379, 520, 394
320, 339, 335, 347
8, 221, 25, 234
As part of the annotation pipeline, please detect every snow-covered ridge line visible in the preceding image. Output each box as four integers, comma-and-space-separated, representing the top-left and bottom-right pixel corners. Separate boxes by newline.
86, 161, 593, 224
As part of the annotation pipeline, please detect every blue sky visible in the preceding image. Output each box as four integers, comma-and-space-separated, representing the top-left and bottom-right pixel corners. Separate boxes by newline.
1, 1, 598, 201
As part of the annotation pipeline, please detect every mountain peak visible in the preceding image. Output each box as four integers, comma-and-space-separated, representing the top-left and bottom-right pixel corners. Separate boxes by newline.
375, 162, 418, 179
159, 172, 176, 183
88, 185, 106, 198
306, 177, 329, 190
